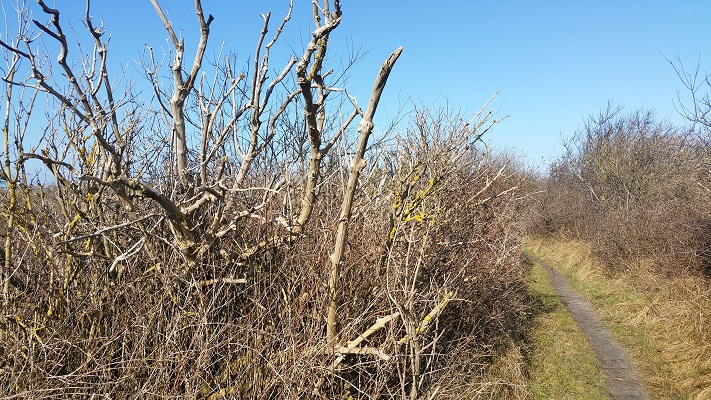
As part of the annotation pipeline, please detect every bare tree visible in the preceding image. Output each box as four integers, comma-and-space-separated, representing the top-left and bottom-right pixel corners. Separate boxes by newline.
669, 56, 711, 133
0, 1, 535, 398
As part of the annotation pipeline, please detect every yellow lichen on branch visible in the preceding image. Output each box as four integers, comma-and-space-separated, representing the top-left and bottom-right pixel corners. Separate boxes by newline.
397, 290, 453, 346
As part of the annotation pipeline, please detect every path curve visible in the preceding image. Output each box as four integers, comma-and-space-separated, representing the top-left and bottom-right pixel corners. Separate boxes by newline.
530, 256, 649, 400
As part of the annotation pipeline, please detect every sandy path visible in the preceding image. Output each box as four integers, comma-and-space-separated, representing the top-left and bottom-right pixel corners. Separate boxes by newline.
530, 256, 649, 400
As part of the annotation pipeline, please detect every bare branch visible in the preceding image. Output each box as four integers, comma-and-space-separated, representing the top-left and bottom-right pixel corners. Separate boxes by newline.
196, 277, 247, 287
149, 0, 180, 48
326, 47, 402, 342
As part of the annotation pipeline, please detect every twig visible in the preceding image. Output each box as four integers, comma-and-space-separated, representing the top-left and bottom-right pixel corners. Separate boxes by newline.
196, 277, 248, 287
397, 291, 453, 346
58, 214, 158, 244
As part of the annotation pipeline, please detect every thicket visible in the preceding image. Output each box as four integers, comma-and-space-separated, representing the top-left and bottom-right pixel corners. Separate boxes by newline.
535, 103, 711, 274
0, 1, 531, 398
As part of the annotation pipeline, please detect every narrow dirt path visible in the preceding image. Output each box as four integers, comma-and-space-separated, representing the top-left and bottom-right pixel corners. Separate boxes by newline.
529, 256, 649, 400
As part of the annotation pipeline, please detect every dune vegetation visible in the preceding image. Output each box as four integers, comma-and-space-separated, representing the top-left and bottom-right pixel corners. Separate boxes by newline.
1, 1, 709, 399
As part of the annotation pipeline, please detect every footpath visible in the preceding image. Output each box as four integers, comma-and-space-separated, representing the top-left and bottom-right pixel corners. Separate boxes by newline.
529, 256, 649, 400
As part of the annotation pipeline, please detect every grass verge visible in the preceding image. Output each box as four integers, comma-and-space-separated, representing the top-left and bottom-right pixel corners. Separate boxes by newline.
525, 256, 608, 399
526, 237, 711, 399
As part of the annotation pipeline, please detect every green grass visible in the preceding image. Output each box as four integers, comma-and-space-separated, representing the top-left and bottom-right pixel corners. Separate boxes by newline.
526, 258, 608, 399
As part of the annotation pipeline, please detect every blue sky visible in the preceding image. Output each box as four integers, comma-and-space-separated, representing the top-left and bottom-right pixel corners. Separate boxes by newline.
5, 1, 711, 170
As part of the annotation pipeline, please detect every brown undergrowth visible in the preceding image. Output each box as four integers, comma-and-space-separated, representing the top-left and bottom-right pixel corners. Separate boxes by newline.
0, 106, 534, 399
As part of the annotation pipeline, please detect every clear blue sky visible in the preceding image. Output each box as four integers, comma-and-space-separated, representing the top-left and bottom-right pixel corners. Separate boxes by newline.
6, 1, 711, 170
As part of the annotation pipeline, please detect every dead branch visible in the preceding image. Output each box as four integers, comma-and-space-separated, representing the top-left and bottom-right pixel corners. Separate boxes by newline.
196, 277, 248, 287
58, 214, 159, 244
326, 47, 403, 342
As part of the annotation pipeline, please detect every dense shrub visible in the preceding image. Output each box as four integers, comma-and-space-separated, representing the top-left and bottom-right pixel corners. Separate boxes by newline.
0, 107, 532, 398
0, 2, 536, 396
535, 104, 711, 274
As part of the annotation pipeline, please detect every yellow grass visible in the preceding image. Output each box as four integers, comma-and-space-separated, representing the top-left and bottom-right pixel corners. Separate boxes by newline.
527, 237, 711, 399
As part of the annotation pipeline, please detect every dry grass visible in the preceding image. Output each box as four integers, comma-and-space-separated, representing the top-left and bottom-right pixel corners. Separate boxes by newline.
527, 236, 711, 399
409, 339, 530, 399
